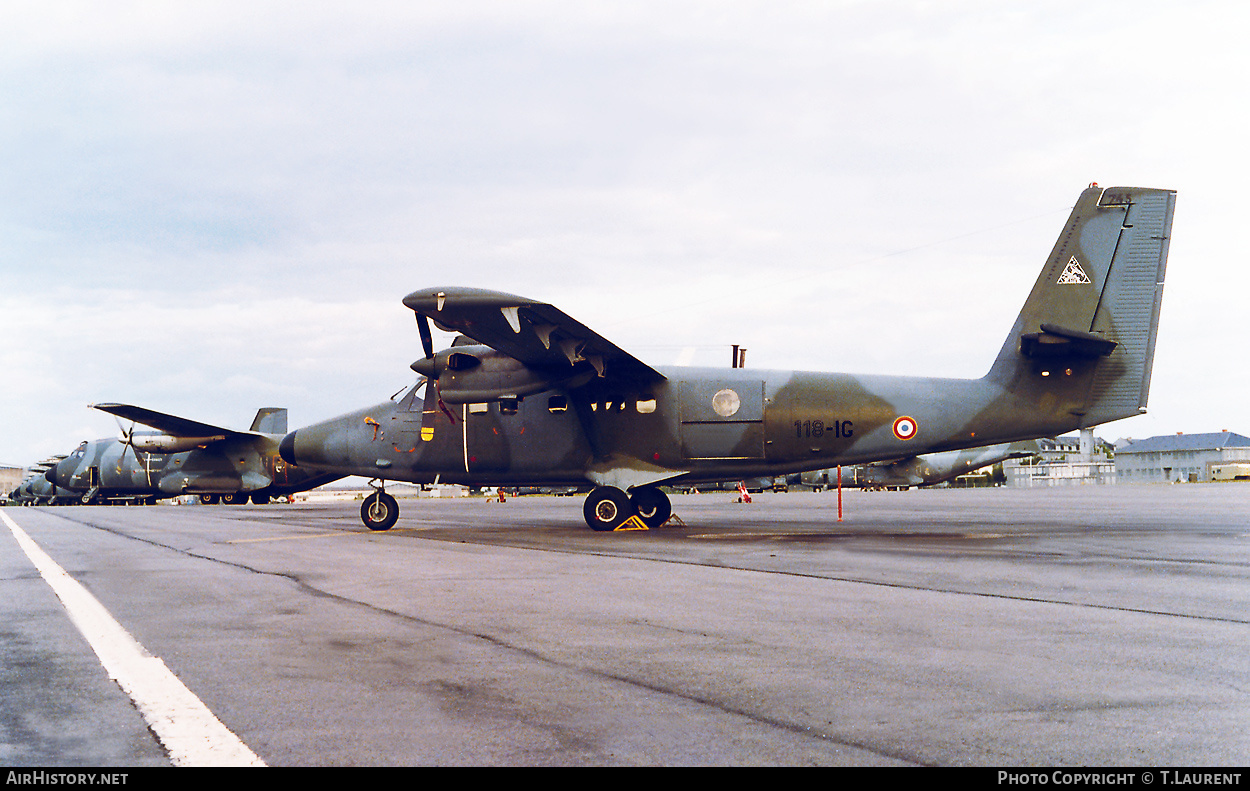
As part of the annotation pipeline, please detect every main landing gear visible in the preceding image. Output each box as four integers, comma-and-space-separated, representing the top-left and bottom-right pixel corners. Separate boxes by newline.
351, 482, 672, 532
582, 485, 671, 531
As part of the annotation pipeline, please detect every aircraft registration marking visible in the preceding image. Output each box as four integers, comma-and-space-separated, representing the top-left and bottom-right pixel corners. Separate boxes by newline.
793, 419, 853, 439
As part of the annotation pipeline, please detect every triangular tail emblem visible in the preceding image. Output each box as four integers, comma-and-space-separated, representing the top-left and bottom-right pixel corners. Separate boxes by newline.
1057, 256, 1091, 284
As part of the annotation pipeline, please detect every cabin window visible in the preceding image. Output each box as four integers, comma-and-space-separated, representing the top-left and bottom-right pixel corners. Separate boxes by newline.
711, 388, 741, 418
468, 403, 489, 414
636, 399, 656, 414
548, 396, 568, 413
499, 398, 519, 415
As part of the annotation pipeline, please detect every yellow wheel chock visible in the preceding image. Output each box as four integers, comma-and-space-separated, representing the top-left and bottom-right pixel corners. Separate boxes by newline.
612, 513, 687, 531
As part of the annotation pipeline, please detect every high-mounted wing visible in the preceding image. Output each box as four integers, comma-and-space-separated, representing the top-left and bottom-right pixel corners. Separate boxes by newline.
402, 287, 665, 386
90, 403, 256, 439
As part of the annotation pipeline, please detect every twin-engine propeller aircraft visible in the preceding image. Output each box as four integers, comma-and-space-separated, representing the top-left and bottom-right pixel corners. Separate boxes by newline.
45, 404, 342, 505
280, 184, 1176, 531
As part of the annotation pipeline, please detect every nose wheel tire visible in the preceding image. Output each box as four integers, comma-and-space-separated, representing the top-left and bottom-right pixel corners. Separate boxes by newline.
361, 491, 399, 531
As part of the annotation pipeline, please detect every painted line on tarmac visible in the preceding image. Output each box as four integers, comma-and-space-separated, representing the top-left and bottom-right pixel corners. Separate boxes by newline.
2, 511, 265, 767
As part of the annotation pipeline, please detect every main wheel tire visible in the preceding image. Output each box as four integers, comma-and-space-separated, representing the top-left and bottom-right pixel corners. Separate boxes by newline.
583, 486, 632, 531
361, 491, 399, 531
222, 492, 247, 505
251, 493, 271, 505
199, 494, 219, 505
629, 487, 671, 528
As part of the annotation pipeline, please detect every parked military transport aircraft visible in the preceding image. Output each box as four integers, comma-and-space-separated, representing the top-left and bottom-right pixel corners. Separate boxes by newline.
9, 457, 76, 505
279, 184, 1175, 531
45, 404, 341, 504
800, 440, 1040, 490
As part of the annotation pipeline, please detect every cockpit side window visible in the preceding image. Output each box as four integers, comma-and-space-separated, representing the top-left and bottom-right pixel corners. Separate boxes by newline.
399, 380, 428, 412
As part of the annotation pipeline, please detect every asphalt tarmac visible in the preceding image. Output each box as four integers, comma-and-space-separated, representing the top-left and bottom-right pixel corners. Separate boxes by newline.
3, 484, 1248, 766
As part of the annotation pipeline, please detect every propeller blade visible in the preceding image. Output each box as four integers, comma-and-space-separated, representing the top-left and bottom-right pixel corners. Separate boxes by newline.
113, 417, 149, 475
115, 418, 135, 471
416, 313, 434, 360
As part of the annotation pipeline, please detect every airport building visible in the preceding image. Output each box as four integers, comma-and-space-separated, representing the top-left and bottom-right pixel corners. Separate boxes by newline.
1114, 431, 1250, 483
1004, 432, 1116, 487
1, 464, 25, 501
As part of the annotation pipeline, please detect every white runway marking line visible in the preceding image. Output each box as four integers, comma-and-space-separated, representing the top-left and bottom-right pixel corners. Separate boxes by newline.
2, 511, 265, 767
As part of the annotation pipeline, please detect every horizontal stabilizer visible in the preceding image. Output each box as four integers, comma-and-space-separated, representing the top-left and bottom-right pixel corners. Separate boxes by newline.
1020, 323, 1117, 359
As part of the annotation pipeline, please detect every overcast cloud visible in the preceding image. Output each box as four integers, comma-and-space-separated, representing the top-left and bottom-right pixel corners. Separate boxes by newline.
3, 0, 1247, 465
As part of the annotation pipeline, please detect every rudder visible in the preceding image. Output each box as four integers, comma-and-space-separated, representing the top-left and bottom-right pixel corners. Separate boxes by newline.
1083, 187, 1175, 425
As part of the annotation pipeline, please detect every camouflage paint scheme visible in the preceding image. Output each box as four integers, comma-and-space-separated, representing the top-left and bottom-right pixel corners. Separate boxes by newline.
281, 185, 1175, 531
44, 404, 341, 505
799, 440, 1041, 490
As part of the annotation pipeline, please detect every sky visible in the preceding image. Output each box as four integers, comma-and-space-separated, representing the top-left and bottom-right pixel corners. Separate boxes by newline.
3, 0, 1248, 467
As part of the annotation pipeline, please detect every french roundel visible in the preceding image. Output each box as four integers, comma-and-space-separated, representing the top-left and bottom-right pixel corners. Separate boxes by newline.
892, 415, 918, 441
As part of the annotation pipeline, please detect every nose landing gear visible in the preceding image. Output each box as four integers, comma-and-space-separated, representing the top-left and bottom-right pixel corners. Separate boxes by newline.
361, 481, 399, 531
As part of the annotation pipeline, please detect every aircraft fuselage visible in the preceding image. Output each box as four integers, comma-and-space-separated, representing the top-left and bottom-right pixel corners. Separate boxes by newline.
283, 362, 1089, 491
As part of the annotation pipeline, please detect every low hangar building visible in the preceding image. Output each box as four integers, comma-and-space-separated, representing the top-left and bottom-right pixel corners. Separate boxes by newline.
1115, 431, 1250, 483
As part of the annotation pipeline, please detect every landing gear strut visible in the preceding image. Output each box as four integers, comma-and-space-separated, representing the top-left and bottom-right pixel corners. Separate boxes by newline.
361, 481, 399, 531
583, 486, 671, 531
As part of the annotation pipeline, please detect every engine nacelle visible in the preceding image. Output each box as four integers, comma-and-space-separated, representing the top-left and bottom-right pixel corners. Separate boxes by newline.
130, 433, 227, 453
410, 345, 575, 404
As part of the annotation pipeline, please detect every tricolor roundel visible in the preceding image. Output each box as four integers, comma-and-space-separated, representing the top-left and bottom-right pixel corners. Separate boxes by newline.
892, 415, 918, 441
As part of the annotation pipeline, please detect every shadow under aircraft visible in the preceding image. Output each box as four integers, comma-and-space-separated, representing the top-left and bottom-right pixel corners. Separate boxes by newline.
46, 404, 342, 505
279, 184, 1176, 531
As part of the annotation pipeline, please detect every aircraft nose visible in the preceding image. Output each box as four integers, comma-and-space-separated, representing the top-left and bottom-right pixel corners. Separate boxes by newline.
44, 465, 58, 487
279, 431, 298, 465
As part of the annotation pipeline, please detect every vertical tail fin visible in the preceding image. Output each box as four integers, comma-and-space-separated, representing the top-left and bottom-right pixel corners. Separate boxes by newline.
986, 185, 1176, 427
250, 408, 288, 435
